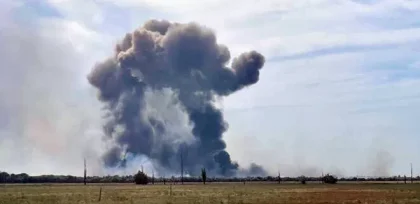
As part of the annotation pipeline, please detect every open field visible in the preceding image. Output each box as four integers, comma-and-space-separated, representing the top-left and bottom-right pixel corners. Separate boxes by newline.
1, 183, 420, 204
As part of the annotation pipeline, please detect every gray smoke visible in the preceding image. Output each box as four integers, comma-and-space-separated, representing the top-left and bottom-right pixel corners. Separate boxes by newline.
87, 19, 265, 176
368, 150, 395, 177
238, 163, 268, 177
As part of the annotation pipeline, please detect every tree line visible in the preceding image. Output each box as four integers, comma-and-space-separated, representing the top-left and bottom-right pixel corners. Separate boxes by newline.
0, 171, 418, 184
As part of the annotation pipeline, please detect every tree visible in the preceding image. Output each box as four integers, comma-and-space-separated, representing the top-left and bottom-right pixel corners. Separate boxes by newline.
134, 171, 148, 185
201, 168, 207, 185
84, 158, 87, 185
0, 172, 9, 183
322, 174, 338, 184
299, 176, 307, 184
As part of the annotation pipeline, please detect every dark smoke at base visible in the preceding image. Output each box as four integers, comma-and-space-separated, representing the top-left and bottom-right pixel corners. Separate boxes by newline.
88, 19, 265, 176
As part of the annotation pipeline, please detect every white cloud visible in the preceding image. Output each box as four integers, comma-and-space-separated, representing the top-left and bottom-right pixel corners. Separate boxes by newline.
224, 48, 420, 176
0, 1, 23, 28
43, 0, 420, 59
37, 19, 100, 52
45, 0, 105, 27
0, 9, 109, 175
256, 27, 420, 57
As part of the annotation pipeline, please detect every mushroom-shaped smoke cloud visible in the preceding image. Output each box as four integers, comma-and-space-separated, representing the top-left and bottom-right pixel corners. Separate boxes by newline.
88, 19, 265, 176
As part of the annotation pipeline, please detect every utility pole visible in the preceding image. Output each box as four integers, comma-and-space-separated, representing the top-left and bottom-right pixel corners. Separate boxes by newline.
122, 152, 127, 175
84, 158, 87, 185
180, 148, 184, 185
152, 169, 155, 185
163, 173, 166, 185
321, 171, 324, 184
411, 163, 413, 184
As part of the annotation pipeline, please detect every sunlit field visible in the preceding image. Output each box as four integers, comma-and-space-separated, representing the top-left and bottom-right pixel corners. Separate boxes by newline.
1, 182, 420, 204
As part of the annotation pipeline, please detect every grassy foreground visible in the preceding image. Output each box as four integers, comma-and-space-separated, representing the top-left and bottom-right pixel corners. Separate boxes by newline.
1, 182, 420, 204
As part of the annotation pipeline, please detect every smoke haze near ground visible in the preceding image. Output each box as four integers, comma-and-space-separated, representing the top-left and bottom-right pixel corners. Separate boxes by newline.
87, 19, 265, 176
0, 15, 107, 176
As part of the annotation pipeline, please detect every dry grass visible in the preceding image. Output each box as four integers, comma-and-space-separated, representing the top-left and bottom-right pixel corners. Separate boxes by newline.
1, 182, 420, 204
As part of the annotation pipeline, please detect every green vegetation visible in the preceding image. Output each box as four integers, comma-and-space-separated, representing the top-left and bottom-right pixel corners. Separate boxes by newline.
201, 168, 207, 185
299, 176, 306, 184
1, 171, 419, 184
322, 174, 338, 184
134, 171, 148, 185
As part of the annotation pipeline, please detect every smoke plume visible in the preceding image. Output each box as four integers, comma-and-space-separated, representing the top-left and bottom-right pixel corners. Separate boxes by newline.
238, 163, 268, 177
368, 150, 395, 177
87, 19, 265, 176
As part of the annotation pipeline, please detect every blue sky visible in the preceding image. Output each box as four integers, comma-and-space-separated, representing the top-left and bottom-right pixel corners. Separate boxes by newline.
0, 0, 420, 177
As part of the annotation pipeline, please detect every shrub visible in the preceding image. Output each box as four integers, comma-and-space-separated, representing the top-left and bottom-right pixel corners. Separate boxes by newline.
134, 171, 148, 185
299, 176, 307, 184
322, 174, 338, 184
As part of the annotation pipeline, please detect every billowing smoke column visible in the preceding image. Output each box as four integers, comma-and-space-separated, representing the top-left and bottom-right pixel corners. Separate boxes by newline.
88, 19, 265, 176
